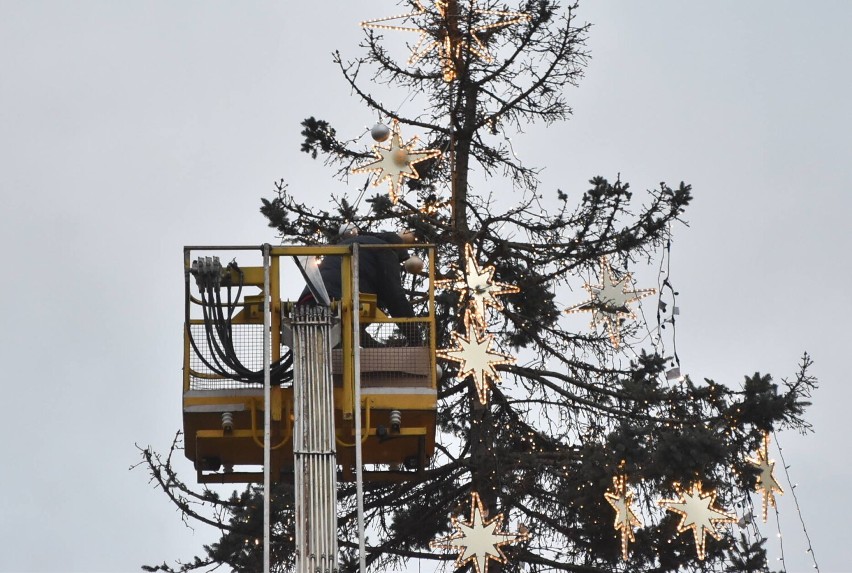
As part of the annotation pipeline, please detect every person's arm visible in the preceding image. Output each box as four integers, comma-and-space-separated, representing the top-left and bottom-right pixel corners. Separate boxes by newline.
377, 251, 414, 318
375, 251, 424, 345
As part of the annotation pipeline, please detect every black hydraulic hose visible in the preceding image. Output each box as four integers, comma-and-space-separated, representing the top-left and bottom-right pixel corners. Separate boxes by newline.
200, 284, 246, 377
185, 278, 236, 378
185, 263, 295, 386
209, 284, 253, 377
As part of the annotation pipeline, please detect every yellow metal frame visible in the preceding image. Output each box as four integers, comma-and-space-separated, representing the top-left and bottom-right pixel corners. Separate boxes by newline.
182, 244, 437, 483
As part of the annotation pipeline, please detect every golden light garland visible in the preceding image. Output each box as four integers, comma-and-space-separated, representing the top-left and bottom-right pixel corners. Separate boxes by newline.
564, 256, 655, 348
361, 0, 530, 82
604, 472, 642, 561
351, 119, 440, 204
437, 322, 515, 405
420, 194, 450, 215
659, 481, 736, 560
430, 491, 529, 573
436, 242, 519, 331
746, 432, 783, 522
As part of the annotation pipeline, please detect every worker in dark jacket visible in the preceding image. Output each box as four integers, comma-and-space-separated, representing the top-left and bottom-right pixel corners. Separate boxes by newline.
299, 230, 421, 318
298, 230, 423, 346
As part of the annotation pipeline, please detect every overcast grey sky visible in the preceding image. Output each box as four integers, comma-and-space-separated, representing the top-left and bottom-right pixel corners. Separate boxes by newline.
1, 2, 849, 572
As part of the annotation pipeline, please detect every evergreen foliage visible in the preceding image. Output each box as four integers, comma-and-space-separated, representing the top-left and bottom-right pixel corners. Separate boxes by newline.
141, 2, 815, 571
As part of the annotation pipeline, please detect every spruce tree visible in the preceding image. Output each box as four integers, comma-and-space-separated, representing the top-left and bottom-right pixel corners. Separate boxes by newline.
141, 2, 816, 571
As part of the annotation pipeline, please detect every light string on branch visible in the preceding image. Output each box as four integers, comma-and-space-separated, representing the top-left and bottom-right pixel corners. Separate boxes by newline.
773, 431, 820, 571
774, 502, 789, 572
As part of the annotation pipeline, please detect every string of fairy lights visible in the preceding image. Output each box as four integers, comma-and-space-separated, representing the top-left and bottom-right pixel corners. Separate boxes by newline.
344, 2, 820, 571
773, 431, 821, 571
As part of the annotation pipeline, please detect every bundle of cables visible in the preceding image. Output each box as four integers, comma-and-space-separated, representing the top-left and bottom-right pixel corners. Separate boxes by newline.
186, 256, 293, 386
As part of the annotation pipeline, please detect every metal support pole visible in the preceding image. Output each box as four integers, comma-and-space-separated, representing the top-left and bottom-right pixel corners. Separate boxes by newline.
293, 304, 337, 573
352, 243, 366, 573
263, 244, 271, 573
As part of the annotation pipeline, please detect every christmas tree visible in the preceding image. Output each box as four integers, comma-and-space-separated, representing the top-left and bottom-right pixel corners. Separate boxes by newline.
141, 2, 816, 571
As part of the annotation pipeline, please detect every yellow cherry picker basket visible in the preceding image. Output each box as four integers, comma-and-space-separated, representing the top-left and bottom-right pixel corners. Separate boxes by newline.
181, 243, 437, 484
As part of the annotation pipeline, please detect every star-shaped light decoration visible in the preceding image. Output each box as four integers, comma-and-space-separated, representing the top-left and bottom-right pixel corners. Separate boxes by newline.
564, 257, 655, 348
430, 491, 529, 573
436, 243, 519, 331
437, 322, 515, 404
604, 473, 642, 561
659, 481, 736, 560
351, 119, 441, 204
361, 0, 530, 82
746, 432, 783, 522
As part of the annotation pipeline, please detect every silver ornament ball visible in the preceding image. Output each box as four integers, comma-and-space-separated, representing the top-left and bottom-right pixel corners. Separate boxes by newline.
370, 122, 391, 142
338, 223, 359, 239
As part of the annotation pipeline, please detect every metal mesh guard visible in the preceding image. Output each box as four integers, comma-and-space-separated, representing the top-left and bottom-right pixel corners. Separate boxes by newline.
333, 321, 433, 388
188, 323, 276, 390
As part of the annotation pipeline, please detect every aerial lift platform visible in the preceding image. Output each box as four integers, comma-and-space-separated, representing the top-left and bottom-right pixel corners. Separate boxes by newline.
182, 243, 438, 484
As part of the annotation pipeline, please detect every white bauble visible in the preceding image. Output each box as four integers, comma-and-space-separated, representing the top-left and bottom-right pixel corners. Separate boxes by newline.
370, 122, 391, 142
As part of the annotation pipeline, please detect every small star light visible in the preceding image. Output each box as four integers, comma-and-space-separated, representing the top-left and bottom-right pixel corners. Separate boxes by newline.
436, 243, 519, 330
659, 481, 736, 561
361, 1, 530, 82
564, 257, 655, 348
746, 432, 783, 522
351, 119, 441, 204
438, 322, 514, 404
430, 492, 529, 573
604, 473, 642, 560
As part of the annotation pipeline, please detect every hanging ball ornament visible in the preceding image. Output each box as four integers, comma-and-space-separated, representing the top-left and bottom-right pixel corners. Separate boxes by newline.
338, 222, 359, 239
404, 255, 424, 274
370, 122, 391, 142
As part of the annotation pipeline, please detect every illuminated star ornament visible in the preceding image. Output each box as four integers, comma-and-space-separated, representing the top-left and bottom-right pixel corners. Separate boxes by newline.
351, 119, 441, 204
361, 0, 530, 82
438, 323, 515, 404
659, 481, 736, 560
437, 243, 519, 330
564, 257, 655, 348
430, 492, 529, 573
604, 473, 642, 561
746, 432, 783, 522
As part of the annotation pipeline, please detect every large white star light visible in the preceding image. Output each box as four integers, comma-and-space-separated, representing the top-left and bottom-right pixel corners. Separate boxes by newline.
430, 492, 529, 573
746, 432, 783, 522
438, 322, 515, 405
351, 119, 441, 204
361, 0, 530, 82
659, 481, 736, 560
436, 243, 519, 331
604, 473, 642, 561
564, 257, 655, 348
